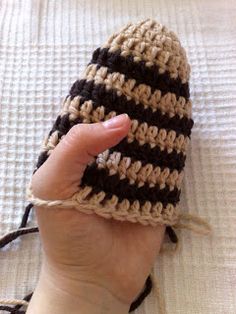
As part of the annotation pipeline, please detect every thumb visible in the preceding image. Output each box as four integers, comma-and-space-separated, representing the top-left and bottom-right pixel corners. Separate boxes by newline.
32, 114, 131, 200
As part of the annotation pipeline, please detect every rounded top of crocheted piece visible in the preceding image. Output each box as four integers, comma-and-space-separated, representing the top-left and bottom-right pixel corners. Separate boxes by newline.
103, 19, 190, 83
30, 19, 194, 227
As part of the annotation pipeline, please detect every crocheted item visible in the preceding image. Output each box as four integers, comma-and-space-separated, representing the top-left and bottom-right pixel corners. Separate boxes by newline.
27, 19, 193, 227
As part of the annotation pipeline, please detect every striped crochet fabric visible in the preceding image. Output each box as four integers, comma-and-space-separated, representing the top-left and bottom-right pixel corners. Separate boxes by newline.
30, 19, 193, 227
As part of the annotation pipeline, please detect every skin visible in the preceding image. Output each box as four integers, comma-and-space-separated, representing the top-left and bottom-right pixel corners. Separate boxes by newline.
27, 114, 165, 314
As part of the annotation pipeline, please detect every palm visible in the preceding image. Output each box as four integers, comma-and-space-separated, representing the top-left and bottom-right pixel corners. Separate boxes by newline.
37, 206, 164, 303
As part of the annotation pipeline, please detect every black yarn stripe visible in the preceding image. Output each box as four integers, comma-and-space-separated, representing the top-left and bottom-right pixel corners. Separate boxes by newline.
90, 47, 190, 99
109, 147, 185, 173
48, 114, 83, 138
35, 114, 83, 170
81, 163, 180, 206
69, 79, 193, 137
111, 138, 186, 171
84, 157, 180, 194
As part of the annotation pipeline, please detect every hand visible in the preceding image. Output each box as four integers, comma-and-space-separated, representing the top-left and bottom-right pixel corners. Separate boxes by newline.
27, 114, 165, 314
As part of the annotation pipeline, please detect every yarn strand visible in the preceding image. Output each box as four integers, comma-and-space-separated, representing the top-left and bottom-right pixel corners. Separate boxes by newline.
19, 204, 34, 228
13, 293, 33, 311
0, 227, 38, 249
166, 226, 178, 243
0, 305, 25, 313
0, 293, 32, 314
0, 299, 28, 306
176, 213, 211, 235
129, 276, 153, 312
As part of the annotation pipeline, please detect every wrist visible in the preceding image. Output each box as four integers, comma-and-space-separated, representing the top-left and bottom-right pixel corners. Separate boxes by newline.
27, 261, 130, 314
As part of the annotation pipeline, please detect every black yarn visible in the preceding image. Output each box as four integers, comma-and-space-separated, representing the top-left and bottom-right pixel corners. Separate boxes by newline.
91, 48, 190, 100
13, 293, 33, 311
69, 79, 193, 137
49, 114, 82, 137
0, 305, 25, 313
0, 227, 39, 249
166, 226, 178, 243
35, 151, 49, 169
0, 293, 33, 313
129, 276, 153, 312
0, 204, 35, 249
19, 204, 33, 228
35, 115, 85, 170
82, 163, 180, 206
111, 138, 186, 171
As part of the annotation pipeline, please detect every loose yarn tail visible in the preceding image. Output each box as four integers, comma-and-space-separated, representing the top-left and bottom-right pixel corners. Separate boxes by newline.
0, 203, 38, 250
0, 203, 35, 313
129, 276, 153, 312
176, 212, 211, 235
0, 227, 39, 249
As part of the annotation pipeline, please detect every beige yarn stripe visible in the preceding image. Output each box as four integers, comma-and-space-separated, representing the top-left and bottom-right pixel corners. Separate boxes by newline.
127, 119, 188, 153
83, 64, 192, 118
43, 97, 189, 154
96, 150, 184, 190
27, 186, 179, 227
60, 95, 190, 133
63, 96, 189, 153
104, 20, 190, 83
42, 123, 188, 158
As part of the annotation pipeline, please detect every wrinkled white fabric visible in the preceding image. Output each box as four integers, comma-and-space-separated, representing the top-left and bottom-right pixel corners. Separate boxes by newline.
0, 1, 236, 313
